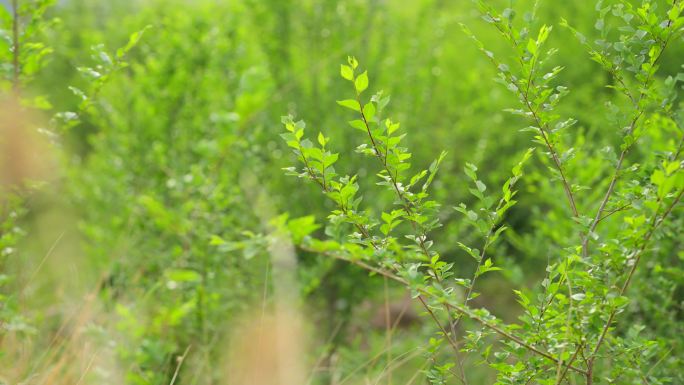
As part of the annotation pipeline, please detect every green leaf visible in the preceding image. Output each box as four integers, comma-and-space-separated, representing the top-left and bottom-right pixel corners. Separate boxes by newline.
348, 119, 367, 131
337, 99, 361, 111
476, 258, 502, 277
363, 102, 376, 121
117, 25, 152, 58
287, 216, 321, 243
317, 132, 327, 147
571, 293, 586, 301
165, 269, 201, 283
340, 64, 354, 81
347, 55, 359, 69
464, 163, 478, 182
387, 119, 400, 135
209, 235, 226, 245
355, 71, 369, 93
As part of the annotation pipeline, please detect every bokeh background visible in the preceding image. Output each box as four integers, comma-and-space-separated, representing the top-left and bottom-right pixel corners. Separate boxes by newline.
1, 0, 683, 384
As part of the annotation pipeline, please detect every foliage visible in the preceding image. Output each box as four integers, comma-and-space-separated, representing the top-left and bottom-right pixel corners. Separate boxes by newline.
0, 0, 683, 384
281, 1, 684, 384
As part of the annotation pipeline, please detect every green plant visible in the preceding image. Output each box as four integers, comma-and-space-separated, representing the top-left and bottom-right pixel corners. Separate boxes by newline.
0, 1, 150, 381
281, 1, 684, 383
0, 0, 56, 348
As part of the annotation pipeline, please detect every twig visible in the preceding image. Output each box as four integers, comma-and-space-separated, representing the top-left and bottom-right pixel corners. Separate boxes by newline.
556, 342, 584, 385
520, 86, 580, 219
354, 85, 468, 383
169, 345, 191, 385
12, 0, 20, 93
582, 12, 677, 258
587, 187, 684, 382
417, 296, 467, 385
300, 245, 589, 376
595, 203, 632, 224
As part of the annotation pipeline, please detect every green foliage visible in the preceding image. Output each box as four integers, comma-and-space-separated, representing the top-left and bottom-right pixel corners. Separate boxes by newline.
1, 0, 683, 384
281, 1, 684, 383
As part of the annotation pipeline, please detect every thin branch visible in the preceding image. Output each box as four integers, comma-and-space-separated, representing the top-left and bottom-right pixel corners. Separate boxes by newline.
595, 203, 632, 225
556, 342, 584, 385
169, 345, 192, 385
300, 245, 589, 376
644, 347, 673, 380
670, 120, 684, 162
486, 12, 580, 219
520, 93, 579, 218
451, 229, 493, 336
11, 0, 20, 93
582, 16, 677, 258
354, 86, 468, 382
588, 187, 684, 372
417, 296, 467, 385
554, 257, 576, 384
296, 143, 379, 249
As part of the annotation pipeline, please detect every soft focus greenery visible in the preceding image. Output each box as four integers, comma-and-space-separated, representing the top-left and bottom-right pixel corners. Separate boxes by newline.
1, 0, 683, 384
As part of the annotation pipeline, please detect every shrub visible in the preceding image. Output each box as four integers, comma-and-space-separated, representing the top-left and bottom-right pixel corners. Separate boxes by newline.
281, 1, 684, 383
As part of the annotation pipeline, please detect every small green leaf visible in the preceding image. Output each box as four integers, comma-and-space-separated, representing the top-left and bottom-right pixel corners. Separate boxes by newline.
348, 119, 367, 131
340, 64, 354, 81
165, 269, 201, 283
209, 235, 226, 245
337, 99, 361, 111
355, 71, 369, 93
347, 56, 359, 69
363, 102, 376, 121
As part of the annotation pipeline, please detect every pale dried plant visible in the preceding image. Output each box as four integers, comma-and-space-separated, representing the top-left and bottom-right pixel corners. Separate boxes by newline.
0, 98, 122, 384
0, 97, 57, 191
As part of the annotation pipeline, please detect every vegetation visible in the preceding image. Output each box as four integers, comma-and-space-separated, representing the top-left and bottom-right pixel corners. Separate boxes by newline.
1, 0, 683, 384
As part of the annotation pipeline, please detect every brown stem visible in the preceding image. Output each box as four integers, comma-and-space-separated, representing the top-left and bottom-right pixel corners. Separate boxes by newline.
451, 229, 493, 335
520, 93, 579, 219
301, 245, 589, 376
298, 144, 378, 249
556, 342, 584, 385
582, 111, 641, 257
486, 11, 580, 220
355, 91, 468, 381
582, 14, 676, 258
417, 296, 468, 385
587, 187, 684, 378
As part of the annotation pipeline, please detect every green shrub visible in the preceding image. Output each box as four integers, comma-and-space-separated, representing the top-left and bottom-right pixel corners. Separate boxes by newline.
281, 1, 684, 383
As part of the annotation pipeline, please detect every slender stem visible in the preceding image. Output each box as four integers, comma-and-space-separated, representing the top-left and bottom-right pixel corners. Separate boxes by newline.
520, 93, 579, 219
300, 245, 589, 376
670, 122, 684, 162
582, 11, 676, 258
487, 12, 580, 220
11, 0, 20, 93
451, 229, 492, 335
555, 257, 577, 385
556, 342, 584, 385
383, 277, 392, 385
595, 203, 631, 225
582, 112, 641, 257
297, 143, 378, 249
355, 90, 468, 382
587, 187, 684, 379
417, 296, 467, 385
462, 232, 491, 308
169, 345, 192, 385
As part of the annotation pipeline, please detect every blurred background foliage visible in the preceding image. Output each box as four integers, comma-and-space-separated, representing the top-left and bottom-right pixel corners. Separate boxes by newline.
1, 0, 683, 384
